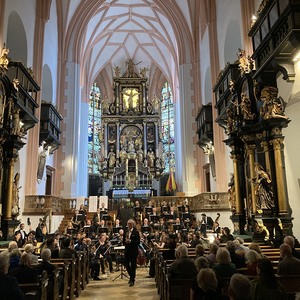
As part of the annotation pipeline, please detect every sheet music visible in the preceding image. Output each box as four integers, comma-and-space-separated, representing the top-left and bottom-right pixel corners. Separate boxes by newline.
114, 246, 125, 250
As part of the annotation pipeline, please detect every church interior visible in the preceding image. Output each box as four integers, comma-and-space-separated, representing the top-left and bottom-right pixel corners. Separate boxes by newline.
1, 0, 300, 298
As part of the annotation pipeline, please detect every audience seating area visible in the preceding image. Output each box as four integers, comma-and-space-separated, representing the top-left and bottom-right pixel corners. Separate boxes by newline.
6, 250, 89, 300
153, 244, 300, 300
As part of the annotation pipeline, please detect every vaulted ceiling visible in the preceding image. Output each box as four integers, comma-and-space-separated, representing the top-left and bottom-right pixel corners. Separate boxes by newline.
63, 0, 193, 93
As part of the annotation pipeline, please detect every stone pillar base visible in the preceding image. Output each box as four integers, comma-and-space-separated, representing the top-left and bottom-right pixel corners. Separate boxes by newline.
230, 214, 246, 235
1, 219, 20, 240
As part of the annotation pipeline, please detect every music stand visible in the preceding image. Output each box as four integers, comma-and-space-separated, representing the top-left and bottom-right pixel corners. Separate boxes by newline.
67, 229, 76, 236
112, 246, 129, 281
149, 215, 159, 224
145, 206, 153, 214
164, 214, 174, 221
141, 226, 150, 233
102, 214, 111, 221
97, 227, 109, 234
172, 224, 182, 232
112, 227, 121, 234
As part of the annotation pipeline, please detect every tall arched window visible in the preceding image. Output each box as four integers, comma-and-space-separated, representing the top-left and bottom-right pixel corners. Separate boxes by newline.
88, 83, 102, 174
161, 82, 175, 173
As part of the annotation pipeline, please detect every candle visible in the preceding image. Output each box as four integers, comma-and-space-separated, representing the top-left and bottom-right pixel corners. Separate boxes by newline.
140, 213, 142, 221
113, 214, 116, 222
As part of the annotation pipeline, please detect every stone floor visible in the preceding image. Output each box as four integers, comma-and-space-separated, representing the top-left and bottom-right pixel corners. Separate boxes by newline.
78, 266, 160, 300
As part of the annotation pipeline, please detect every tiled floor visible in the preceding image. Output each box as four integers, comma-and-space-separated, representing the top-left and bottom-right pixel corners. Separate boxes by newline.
78, 266, 160, 300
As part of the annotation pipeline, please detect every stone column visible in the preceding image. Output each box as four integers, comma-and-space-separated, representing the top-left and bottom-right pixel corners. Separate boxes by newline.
3, 158, 15, 220
115, 82, 120, 114
232, 154, 243, 215
116, 122, 120, 159
246, 144, 257, 214
270, 137, 289, 215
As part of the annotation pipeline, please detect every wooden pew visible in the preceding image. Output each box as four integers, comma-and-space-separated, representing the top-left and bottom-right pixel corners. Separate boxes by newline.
276, 274, 300, 299
19, 271, 48, 300
51, 258, 75, 300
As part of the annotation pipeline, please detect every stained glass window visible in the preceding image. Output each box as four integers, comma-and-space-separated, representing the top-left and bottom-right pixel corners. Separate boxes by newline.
161, 82, 175, 173
88, 83, 102, 174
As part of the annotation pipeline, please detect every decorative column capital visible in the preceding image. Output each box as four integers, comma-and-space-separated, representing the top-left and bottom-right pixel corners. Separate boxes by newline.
270, 138, 284, 150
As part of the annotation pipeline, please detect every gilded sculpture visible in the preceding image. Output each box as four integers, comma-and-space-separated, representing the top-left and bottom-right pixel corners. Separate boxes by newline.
240, 93, 255, 120
259, 86, 288, 120
253, 163, 274, 212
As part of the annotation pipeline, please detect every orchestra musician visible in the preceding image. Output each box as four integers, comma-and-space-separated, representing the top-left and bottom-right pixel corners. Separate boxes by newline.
94, 234, 114, 274
160, 200, 170, 215
92, 208, 101, 226
96, 219, 109, 236
71, 209, 83, 231
141, 218, 152, 245
64, 221, 75, 236
133, 200, 142, 223
99, 202, 108, 220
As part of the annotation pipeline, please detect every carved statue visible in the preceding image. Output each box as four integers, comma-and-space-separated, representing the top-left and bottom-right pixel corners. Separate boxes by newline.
228, 173, 236, 213
259, 86, 287, 120
0, 44, 9, 72
152, 95, 160, 114
108, 149, 116, 168
226, 108, 235, 134
119, 147, 127, 163
237, 48, 254, 75
101, 94, 110, 114
114, 66, 121, 77
12, 173, 21, 219
253, 163, 274, 211
140, 67, 148, 78
124, 59, 140, 77
11, 108, 21, 136
240, 93, 255, 120
127, 139, 135, 153
147, 148, 155, 168
137, 144, 144, 163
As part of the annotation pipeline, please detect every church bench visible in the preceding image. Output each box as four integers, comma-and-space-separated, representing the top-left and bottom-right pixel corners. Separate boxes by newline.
51, 258, 75, 300
276, 274, 300, 298
19, 271, 48, 300
165, 274, 194, 300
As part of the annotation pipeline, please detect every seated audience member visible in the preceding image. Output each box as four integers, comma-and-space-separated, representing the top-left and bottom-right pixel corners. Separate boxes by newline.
24, 243, 39, 265
0, 252, 25, 300
195, 243, 205, 258
228, 273, 251, 300
36, 248, 55, 278
9, 252, 39, 284
212, 247, 237, 279
59, 238, 76, 258
248, 243, 264, 257
36, 248, 62, 298
190, 256, 211, 299
277, 243, 300, 275
283, 235, 300, 259
234, 237, 249, 257
169, 244, 198, 279
251, 258, 285, 300
9, 248, 22, 271
196, 268, 222, 300
206, 242, 219, 267
45, 236, 60, 258
245, 250, 261, 276
226, 241, 246, 269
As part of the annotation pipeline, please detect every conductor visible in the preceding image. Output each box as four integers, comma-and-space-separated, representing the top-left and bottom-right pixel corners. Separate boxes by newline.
123, 219, 140, 287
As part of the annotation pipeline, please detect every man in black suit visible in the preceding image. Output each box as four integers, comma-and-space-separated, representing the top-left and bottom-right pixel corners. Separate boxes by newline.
123, 219, 140, 286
